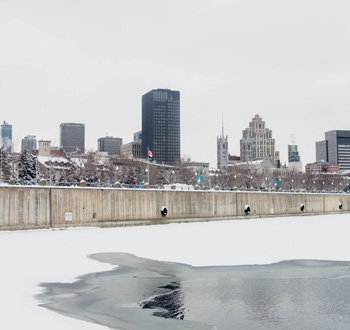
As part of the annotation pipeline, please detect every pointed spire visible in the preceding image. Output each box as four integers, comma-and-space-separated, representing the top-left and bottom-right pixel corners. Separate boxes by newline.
222, 111, 224, 137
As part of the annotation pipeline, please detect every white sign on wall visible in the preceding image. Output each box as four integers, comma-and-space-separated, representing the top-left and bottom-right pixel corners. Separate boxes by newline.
65, 212, 73, 221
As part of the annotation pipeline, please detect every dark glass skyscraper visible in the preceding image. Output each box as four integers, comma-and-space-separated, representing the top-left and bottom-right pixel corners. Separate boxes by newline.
60, 123, 85, 153
142, 89, 180, 164
316, 130, 350, 171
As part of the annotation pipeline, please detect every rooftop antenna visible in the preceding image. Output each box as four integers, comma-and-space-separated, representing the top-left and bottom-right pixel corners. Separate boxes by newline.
291, 133, 295, 145
222, 111, 224, 137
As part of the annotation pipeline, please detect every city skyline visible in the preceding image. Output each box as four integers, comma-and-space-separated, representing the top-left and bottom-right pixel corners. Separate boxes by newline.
2, 105, 350, 168
1, 1, 350, 167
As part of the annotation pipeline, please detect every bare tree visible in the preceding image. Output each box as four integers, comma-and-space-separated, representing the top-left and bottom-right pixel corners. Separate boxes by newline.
235, 166, 258, 189
157, 168, 172, 185
177, 165, 196, 185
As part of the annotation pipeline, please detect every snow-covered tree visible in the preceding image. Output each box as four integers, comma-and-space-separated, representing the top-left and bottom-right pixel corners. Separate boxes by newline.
132, 163, 146, 184
84, 153, 98, 183
18, 149, 37, 184
177, 165, 196, 185
0, 148, 12, 178
157, 168, 171, 185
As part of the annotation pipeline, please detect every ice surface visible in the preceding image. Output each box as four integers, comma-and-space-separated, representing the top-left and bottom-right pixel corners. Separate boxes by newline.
1, 214, 350, 329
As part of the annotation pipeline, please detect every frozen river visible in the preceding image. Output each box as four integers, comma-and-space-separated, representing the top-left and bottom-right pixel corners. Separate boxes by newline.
38, 253, 350, 330
1, 214, 350, 329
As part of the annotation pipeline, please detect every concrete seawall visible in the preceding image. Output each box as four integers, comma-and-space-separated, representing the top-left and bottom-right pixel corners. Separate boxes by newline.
0, 186, 349, 230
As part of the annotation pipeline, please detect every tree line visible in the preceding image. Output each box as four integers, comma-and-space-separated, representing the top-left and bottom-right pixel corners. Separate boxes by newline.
1, 148, 349, 192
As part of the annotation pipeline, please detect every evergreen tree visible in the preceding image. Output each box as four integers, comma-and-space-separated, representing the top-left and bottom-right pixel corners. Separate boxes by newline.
0, 148, 12, 179
18, 149, 37, 184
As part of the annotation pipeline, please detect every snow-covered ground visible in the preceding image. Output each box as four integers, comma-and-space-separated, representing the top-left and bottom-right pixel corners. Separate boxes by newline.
1, 214, 350, 329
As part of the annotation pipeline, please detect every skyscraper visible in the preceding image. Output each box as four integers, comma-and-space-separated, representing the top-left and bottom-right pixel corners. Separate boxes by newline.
288, 144, 302, 172
98, 136, 123, 155
288, 144, 300, 162
142, 89, 180, 164
217, 125, 228, 169
1, 121, 12, 153
316, 130, 350, 171
60, 123, 85, 153
240, 115, 279, 163
21, 135, 37, 154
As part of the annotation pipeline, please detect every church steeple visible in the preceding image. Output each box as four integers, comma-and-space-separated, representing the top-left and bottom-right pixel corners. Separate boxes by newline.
217, 113, 228, 169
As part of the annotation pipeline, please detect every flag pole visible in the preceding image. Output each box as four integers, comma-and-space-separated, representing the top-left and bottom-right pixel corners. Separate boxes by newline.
147, 147, 150, 185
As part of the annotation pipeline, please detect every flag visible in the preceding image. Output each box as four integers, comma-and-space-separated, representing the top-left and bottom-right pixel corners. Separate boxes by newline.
148, 149, 153, 158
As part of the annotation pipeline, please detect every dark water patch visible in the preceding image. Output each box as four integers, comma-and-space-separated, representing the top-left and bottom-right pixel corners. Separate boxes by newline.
36, 253, 350, 330
140, 281, 185, 320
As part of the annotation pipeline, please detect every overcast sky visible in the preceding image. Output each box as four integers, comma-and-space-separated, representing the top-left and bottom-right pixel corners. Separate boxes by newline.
1, 0, 350, 167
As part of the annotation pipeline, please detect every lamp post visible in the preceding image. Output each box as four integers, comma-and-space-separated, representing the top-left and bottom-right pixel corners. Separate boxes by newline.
171, 170, 175, 184
291, 179, 294, 191
145, 168, 149, 185
234, 174, 237, 188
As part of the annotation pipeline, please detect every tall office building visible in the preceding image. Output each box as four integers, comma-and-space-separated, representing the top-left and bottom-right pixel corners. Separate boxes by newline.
288, 144, 302, 172
1, 121, 12, 153
21, 135, 37, 154
98, 136, 122, 155
142, 89, 180, 164
217, 125, 228, 169
316, 130, 350, 171
240, 115, 279, 163
288, 144, 300, 162
60, 123, 85, 153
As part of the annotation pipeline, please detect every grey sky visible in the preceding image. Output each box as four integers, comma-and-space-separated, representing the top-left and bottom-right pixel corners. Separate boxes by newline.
1, 0, 350, 167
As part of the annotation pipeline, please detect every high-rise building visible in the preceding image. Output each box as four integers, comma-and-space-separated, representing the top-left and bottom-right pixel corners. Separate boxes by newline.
1, 121, 12, 153
60, 123, 85, 153
21, 135, 37, 154
240, 115, 279, 163
316, 130, 350, 171
98, 136, 123, 155
217, 125, 228, 169
288, 144, 300, 162
142, 89, 180, 164
288, 144, 302, 172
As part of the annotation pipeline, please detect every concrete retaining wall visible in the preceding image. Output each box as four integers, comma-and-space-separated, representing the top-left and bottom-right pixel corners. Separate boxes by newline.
0, 186, 349, 230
